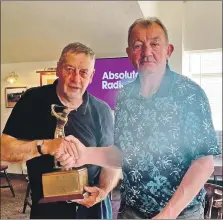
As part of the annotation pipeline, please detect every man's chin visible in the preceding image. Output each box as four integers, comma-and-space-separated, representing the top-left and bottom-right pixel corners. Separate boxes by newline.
67, 92, 82, 100
139, 67, 156, 75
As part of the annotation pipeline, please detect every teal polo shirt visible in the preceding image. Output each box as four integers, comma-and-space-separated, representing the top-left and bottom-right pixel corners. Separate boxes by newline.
114, 67, 221, 218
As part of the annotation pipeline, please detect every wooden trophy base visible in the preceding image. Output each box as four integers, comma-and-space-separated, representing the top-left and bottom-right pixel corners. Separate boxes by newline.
39, 167, 88, 203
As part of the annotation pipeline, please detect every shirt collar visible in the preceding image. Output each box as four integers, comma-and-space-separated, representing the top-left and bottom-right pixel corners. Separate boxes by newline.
53, 79, 89, 115
128, 65, 175, 99
77, 91, 89, 115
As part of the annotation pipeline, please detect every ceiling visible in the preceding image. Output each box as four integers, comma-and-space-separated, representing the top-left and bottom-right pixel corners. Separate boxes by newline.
1, 1, 143, 64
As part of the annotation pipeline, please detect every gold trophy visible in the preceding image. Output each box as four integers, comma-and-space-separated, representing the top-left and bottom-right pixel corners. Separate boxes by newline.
39, 104, 88, 203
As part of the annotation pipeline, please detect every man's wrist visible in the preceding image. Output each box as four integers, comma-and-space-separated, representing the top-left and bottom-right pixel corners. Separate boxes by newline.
101, 187, 109, 199
86, 147, 95, 164
37, 140, 44, 155
97, 186, 108, 201
158, 204, 176, 219
40, 139, 49, 155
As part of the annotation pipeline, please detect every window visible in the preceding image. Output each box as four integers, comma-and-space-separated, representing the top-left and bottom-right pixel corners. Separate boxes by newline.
183, 49, 222, 132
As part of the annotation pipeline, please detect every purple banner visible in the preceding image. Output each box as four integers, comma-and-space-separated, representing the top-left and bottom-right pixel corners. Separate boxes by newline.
87, 57, 137, 109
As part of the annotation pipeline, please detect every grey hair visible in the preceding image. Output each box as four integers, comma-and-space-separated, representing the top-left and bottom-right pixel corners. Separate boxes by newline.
58, 42, 95, 65
128, 17, 169, 46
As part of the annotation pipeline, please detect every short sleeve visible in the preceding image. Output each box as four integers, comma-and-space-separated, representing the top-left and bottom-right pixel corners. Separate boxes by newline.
184, 88, 221, 162
98, 103, 114, 147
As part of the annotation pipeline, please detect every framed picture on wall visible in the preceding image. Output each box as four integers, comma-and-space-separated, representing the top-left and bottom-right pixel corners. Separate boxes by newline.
38, 71, 57, 86
5, 87, 27, 108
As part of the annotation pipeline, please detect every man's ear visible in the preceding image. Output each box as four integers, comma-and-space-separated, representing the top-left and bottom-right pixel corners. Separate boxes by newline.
126, 46, 136, 66
126, 47, 132, 61
126, 46, 140, 69
167, 44, 174, 58
89, 69, 95, 84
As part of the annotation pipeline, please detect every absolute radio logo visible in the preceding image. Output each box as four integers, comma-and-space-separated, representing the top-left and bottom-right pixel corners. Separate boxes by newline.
101, 70, 138, 89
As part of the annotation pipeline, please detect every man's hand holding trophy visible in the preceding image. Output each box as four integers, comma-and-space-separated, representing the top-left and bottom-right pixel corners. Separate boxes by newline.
39, 104, 88, 203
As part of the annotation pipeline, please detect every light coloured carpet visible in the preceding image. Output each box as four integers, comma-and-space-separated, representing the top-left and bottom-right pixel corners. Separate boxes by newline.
1, 175, 121, 219
1, 175, 30, 219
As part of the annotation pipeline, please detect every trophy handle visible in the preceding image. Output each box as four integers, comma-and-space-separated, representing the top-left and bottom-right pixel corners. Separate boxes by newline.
51, 104, 71, 170
51, 104, 68, 123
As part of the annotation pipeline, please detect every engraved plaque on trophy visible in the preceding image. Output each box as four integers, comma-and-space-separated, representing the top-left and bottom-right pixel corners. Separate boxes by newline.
39, 104, 88, 203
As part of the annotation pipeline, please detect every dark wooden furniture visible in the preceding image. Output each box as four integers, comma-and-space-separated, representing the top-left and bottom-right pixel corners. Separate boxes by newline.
0, 165, 15, 197
204, 183, 222, 219
22, 177, 31, 213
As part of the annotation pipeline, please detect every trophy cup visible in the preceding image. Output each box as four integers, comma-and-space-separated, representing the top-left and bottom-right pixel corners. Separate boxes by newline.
39, 104, 88, 203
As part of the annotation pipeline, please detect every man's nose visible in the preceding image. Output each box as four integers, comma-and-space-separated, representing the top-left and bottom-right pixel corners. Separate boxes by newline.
70, 71, 81, 82
142, 44, 153, 57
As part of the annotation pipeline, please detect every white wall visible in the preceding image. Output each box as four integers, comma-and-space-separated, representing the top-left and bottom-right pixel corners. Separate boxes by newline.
183, 1, 222, 51
157, 1, 184, 74
138, 1, 159, 17
138, 1, 184, 74
1, 61, 57, 173
138, 1, 222, 72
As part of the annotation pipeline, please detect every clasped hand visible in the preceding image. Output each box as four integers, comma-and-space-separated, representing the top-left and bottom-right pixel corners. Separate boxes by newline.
54, 135, 106, 208
54, 135, 85, 169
